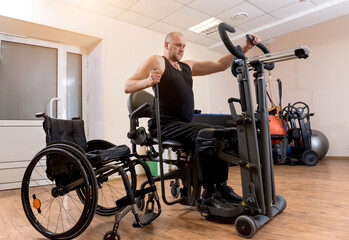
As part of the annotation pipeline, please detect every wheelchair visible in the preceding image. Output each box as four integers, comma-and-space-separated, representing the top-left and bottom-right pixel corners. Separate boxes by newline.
21, 113, 161, 240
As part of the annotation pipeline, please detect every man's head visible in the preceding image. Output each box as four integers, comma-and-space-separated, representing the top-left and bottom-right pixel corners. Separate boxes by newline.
164, 32, 186, 62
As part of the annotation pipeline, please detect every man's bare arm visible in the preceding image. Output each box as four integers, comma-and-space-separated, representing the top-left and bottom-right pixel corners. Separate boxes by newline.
124, 55, 165, 93
184, 34, 260, 76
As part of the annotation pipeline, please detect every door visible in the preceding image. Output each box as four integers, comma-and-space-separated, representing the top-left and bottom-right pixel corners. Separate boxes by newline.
0, 34, 86, 190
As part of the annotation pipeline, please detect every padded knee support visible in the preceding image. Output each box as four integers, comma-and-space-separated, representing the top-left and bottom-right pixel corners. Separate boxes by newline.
195, 127, 238, 153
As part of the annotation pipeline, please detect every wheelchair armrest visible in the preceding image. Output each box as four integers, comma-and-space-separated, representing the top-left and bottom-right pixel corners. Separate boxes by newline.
128, 102, 151, 140
87, 139, 116, 151
129, 102, 151, 120
35, 112, 46, 118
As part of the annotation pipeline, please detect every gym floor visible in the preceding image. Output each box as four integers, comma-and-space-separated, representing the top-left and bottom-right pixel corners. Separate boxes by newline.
1, 158, 348, 240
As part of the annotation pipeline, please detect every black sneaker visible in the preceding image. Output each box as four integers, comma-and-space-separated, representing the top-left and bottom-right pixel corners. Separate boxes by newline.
201, 192, 235, 210
216, 182, 242, 203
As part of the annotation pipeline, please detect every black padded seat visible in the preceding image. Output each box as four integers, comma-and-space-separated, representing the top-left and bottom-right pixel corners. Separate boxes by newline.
196, 127, 237, 139
148, 136, 184, 149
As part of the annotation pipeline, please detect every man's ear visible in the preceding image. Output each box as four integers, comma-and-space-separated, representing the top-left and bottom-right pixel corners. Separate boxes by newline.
164, 41, 169, 50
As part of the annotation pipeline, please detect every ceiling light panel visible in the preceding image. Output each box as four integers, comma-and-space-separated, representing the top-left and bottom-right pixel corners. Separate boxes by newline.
188, 17, 223, 36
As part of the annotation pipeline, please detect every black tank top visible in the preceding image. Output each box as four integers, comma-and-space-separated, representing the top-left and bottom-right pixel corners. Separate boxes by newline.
150, 56, 194, 124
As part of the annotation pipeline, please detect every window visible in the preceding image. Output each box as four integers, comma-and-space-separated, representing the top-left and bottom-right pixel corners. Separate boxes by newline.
0, 34, 86, 122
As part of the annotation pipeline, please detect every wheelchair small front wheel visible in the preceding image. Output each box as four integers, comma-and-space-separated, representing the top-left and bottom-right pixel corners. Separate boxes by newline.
104, 230, 121, 240
21, 147, 98, 240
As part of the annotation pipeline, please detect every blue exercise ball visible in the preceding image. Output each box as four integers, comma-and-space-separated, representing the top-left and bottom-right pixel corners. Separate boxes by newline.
311, 129, 329, 160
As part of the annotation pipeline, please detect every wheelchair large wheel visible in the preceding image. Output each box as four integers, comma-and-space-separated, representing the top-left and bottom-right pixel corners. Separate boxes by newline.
21, 147, 98, 240
77, 161, 137, 216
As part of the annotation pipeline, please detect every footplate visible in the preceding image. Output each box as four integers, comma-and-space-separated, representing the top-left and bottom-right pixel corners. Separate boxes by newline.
132, 212, 159, 227
196, 199, 244, 218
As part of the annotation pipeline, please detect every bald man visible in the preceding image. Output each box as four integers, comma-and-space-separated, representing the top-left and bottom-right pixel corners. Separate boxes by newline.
125, 32, 260, 210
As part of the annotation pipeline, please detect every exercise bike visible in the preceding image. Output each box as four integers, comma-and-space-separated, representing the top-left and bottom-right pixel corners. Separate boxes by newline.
195, 23, 311, 238
273, 101, 319, 166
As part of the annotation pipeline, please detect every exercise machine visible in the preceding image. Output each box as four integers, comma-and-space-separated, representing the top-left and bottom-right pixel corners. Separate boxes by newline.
273, 101, 320, 166
196, 22, 311, 238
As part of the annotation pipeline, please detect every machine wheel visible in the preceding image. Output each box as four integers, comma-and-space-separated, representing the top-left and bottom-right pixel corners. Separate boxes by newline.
104, 230, 121, 240
77, 162, 137, 216
235, 215, 257, 238
21, 146, 98, 240
302, 150, 319, 166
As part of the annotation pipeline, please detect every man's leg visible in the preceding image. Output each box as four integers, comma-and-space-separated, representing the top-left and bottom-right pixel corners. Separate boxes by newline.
214, 157, 242, 203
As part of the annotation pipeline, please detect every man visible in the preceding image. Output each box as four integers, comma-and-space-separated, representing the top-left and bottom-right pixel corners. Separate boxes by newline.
125, 32, 260, 210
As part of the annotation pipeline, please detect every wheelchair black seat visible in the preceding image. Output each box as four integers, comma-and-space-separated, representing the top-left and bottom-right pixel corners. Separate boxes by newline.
40, 113, 130, 165
37, 112, 131, 185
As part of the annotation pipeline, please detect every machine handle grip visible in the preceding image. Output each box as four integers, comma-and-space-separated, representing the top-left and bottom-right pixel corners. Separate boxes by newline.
246, 34, 275, 71
218, 23, 246, 60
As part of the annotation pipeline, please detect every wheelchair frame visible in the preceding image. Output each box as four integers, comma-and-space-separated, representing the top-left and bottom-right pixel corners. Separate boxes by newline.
21, 113, 161, 240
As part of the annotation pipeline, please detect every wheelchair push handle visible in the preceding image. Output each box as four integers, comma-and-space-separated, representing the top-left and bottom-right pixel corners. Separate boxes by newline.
246, 34, 275, 71
35, 112, 46, 118
218, 23, 246, 60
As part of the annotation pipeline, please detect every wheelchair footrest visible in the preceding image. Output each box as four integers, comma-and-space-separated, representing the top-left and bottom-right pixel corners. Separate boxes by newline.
196, 199, 243, 218
132, 212, 159, 228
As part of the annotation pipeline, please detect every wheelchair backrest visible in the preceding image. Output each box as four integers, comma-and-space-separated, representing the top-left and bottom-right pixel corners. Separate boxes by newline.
127, 90, 154, 118
42, 114, 88, 152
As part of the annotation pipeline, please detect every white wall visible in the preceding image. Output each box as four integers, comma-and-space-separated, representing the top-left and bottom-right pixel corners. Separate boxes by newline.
1, 0, 347, 157
254, 15, 349, 156
0, 0, 225, 147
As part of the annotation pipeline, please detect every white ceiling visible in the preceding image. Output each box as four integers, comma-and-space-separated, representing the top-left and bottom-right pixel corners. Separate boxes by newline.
53, 0, 349, 53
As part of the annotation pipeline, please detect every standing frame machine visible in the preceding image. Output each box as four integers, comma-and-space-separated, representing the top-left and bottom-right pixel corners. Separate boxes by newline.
196, 23, 311, 238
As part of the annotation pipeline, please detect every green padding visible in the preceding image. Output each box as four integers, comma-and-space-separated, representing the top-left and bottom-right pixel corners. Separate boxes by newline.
147, 161, 158, 176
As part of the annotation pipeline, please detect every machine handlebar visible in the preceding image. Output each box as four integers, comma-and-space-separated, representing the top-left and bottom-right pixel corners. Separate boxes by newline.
218, 23, 246, 60
218, 22, 275, 70
246, 34, 275, 71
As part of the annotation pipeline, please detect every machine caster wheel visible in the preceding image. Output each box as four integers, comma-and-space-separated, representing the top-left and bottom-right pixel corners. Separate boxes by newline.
104, 230, 121, 240
170, 179, 180, 198
136, 196, 145, 210
235, 215, 256, 238
302, 150, 319, 166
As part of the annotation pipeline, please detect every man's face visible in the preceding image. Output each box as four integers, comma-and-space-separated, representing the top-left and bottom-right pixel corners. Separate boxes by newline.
166, 35, 186, 62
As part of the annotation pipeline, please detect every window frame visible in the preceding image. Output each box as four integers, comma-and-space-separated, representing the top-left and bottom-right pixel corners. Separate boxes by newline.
0, 33, 87, 126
